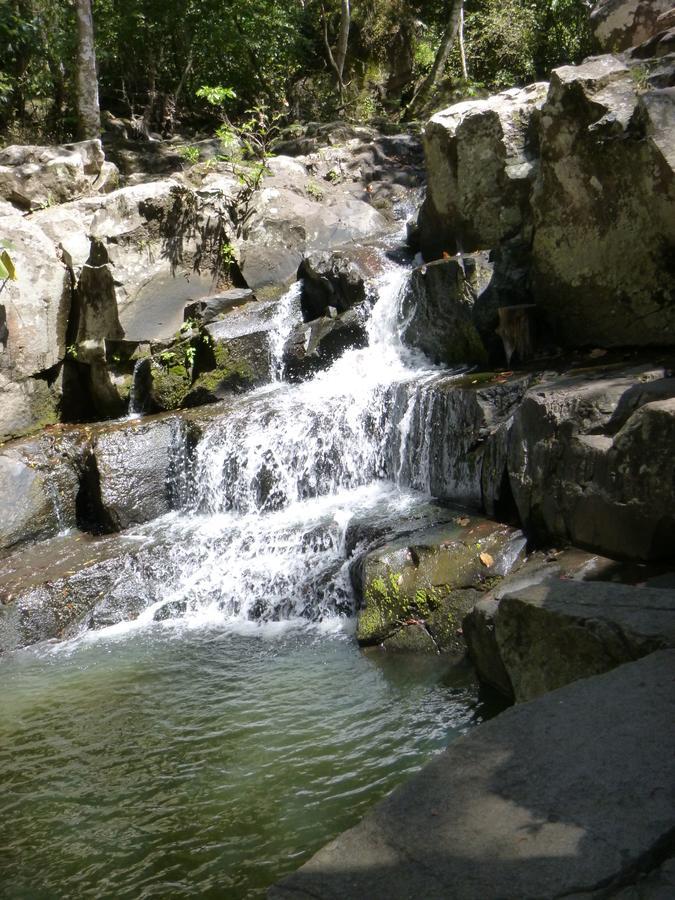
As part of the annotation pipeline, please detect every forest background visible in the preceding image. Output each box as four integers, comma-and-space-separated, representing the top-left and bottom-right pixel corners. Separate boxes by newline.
0, 0, 594, 144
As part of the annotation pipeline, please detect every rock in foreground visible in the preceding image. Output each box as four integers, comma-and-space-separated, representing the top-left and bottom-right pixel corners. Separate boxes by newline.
270, 651, 675, 900
465, 579, 675, 701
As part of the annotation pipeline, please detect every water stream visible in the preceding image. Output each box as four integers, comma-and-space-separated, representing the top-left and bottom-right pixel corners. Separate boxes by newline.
0, 248, 494, 898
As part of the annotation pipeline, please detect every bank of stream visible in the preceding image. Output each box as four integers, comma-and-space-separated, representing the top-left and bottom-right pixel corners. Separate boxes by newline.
0, 248, 504, 897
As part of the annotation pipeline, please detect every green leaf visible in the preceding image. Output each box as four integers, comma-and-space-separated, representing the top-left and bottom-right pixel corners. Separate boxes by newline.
0, 249, 16, 280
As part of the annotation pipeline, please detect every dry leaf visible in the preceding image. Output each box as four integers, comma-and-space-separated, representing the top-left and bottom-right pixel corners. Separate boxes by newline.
453, 516, 470, 527
479, 552, 494, 567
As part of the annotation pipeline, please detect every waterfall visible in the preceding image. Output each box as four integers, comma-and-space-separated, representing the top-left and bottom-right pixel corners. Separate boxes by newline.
79, 255, 469, 634
128, 357, 151, 416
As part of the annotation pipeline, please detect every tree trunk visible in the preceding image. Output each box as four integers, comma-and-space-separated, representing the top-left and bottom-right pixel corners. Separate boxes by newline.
404, 0, 462, 120
74, 0, 101, 139
322, 1, 351, 101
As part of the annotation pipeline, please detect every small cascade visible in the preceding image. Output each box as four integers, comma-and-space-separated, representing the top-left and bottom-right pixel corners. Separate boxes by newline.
268, 281, 303, 381
128, 357, 152, 416
76, 253, 470, 631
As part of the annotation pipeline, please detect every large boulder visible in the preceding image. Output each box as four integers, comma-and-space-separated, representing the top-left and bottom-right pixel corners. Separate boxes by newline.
0, 140, 114, 211
530, 56, 675, 348
486, 580, 675, 702
0, 215, 72, 442
508, 366, 675, 560
238, 185, 389, 290
271, 651, 675, 900
352, 515, 526, 649
418, 82, 548, 260
88, 415, 189, 530
590, 0, 673, 51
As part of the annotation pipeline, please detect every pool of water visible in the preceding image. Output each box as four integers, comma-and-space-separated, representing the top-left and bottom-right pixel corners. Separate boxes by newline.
0, 624, 496, 899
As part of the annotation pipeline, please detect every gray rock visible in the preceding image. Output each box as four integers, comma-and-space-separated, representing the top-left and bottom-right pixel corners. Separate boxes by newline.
393, 371, 534, 515
508, 367, 675, 560
418, 82, 548, 260
401, 258, 487, 366
237, 186, 389, 290
0, 530, 166, 652
270, 651, 675, 900
0, 215, 72, 442
531, 57, 675, 348
0, 452, 64, 551
298, 250, 367, 320
90, 415, 186, 530
0, 140, 108, 210
495, 580, 675, 702
462, 595, 514, 698
283, 307, 368, 380
591, 0, 672, 51
184, 288, 255, 324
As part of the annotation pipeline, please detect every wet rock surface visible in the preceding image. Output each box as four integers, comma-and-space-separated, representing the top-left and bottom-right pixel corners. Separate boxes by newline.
352, 515, 526, 649
298, 251, 367, 321
270, 651, 675, 900
400, 258, 487, 366
0, 530, 166, 653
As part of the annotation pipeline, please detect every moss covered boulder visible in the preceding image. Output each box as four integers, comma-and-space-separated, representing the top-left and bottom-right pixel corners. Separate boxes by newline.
352, 516, 526, 649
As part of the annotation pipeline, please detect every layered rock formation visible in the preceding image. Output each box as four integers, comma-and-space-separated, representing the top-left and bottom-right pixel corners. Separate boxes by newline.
417, 27, 675, 358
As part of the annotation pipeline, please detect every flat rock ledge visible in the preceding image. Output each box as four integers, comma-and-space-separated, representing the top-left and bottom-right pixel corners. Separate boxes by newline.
269, 651, 675, 900
465, 579, 675, 702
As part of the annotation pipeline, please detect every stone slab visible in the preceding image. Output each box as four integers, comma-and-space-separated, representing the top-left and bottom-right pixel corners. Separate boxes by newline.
270, 651, 675, 899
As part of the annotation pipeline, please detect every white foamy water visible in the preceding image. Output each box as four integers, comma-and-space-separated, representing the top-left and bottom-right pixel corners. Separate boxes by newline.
63, 253, 466, 640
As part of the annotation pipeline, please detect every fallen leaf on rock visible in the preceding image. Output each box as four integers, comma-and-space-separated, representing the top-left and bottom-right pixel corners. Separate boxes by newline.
479, 552, 494, 567
453, 516, 470, 527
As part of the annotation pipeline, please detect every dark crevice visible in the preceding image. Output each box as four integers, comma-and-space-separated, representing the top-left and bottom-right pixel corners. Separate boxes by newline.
75, 453, 115, 535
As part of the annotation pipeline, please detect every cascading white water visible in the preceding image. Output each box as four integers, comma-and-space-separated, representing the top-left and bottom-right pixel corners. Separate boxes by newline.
78, 252, 465, 635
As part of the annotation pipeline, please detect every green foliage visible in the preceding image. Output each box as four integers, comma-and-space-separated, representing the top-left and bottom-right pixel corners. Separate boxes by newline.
220, 242, 237, 266
178, 145, 200, 164
0, 0, 594, 139
0, 242, 17, 283
196, 85, 237, 106
306, 180, 324, 202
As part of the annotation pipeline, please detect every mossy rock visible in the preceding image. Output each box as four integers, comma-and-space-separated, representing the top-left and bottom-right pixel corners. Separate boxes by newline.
381, 623, 439, 653
426, 588, 484, 653
355, 519, 526, 647
150, 363, 192, 410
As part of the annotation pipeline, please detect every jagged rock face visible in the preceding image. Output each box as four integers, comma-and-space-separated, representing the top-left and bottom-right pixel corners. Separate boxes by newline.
0, 140, 116, 211
509, 367, 675, 561
297, 251, 367, 320
531, 56, 675, 348
418, 82, 549, 260
591, 0, 672, 51
400, 258, 487, 366
283, 308, 368, 381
